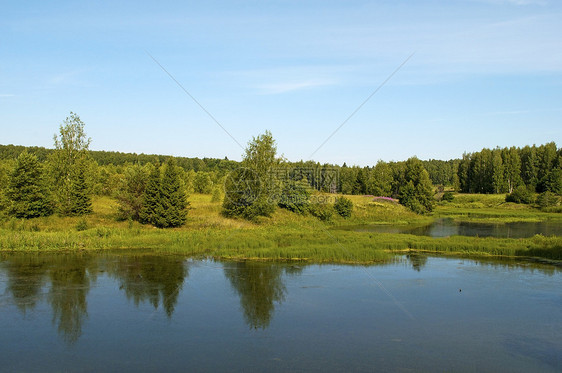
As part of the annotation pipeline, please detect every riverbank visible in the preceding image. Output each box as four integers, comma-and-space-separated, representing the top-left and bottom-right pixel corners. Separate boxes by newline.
0, 194, 561, 262
434, 193, 562, 223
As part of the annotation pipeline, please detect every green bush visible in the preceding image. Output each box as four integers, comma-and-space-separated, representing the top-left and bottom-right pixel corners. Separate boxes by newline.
309, 202, 334, 221
442, 191, 454, 202
333, 196, 353, 218
75, 218, 88, 231
505, 185, 535, 204
537, 191, 560, 209
278, 180, 311, 214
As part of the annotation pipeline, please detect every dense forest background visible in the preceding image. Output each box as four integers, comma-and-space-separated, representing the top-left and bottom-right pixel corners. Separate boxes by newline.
1, 142, 560, 198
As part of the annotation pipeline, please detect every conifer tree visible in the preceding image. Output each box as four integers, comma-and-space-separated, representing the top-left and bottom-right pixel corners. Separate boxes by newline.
159, 159, 188, 228
139, 164, 163, 226
69, 161, 93, 215
7, 151, 53, 218
139, 160, 188, 228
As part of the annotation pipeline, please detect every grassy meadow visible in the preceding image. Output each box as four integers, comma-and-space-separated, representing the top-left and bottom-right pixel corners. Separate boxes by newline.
1, 192, 561, 263
434, 193, 562, 223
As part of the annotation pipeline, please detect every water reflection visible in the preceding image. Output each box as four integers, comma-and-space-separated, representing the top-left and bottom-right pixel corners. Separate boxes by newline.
224, 261, 290, 329
107, 255, 189, 317
4, 254, 48, 314
47, 254, 94, 344
342, 218, 562, 238
406, 254, 428, 272
0, 252, 559, 346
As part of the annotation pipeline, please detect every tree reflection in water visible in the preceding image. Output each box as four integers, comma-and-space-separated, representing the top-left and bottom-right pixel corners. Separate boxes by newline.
406, 254, 428, 272
47, 254, 96, 345
108, 255, 189, 318
224, 261, 303, 330
3, 255, 48, 315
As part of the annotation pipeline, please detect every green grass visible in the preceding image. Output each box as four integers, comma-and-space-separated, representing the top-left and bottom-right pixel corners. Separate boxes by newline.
0, 193, 561, 263
434, 193, 562, 223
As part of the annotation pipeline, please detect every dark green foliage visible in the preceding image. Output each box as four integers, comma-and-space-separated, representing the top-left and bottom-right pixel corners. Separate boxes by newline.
308, 201, 334, 221
159, 159, 188, 228
366, 161, 393, 197
536, 191, 560, 209
193, 172, 213, 194
458, 143, 560, 195
278, 180, 311, 214
333, 196, 353, 218
69, 162, 93, 215
352, 168, 367, 195
222, 168, 262, 220
115, 164, 150, 221
505, 185, 535, 204
6, 151, 53, 218
139, 165, 164, 226
545, 168, 562, 194
442, 191, 455, 202
140, 160, 188, 228
422, 159, 458, 186
398, 157, 434, 214
75, 218, 88, 231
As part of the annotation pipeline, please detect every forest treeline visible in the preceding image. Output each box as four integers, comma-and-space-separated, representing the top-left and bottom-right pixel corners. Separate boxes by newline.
0, 113, 560, 225
2, 142, 560, 196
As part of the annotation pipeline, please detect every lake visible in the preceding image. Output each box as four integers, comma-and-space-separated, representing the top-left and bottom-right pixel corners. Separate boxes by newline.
0, 252, 560, 372
340, 218, 562, 238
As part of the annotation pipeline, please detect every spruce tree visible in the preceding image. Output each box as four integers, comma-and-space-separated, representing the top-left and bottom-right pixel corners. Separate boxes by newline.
7, 151, 53, 218
69, 161, 93, 215
159, 159, 188, 228
139, 164, 163, 226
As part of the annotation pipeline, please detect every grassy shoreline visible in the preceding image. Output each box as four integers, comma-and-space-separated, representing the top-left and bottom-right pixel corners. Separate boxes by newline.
1, 194, 561, 263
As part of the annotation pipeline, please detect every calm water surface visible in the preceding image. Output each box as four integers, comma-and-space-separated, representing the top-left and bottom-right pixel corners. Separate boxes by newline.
0, 252, 560, 372
343, 218, 562, 238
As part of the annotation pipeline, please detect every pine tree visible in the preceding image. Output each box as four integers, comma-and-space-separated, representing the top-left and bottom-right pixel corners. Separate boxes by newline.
7, 151, 53, 218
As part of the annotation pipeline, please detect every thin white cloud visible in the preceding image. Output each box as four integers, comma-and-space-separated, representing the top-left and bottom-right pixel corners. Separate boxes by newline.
0, 94, 15, 97
257, 79, 336, 95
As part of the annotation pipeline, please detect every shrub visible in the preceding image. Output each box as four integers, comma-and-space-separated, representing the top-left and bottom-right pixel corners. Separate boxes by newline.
211, 187, 223, 203
442, 191, 454, 202
537, 191, 560, 209
505, 185, 535, 204
309, 202, 334, 221
75, 218, 88, 231
278, 180, 311, 214
333, 196, 353, 218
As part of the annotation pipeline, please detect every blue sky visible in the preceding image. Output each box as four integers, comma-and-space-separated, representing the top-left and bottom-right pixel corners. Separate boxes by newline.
1, 0, 561, 166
